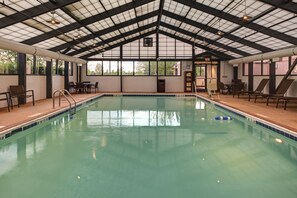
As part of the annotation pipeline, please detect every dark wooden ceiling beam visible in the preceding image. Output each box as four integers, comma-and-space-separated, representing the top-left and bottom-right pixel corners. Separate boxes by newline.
258, 0, 297, 14
22, 0, 155, 45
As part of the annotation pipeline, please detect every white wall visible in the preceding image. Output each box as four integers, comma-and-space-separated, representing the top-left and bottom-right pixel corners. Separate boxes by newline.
220, 61, 233, 84
27, 76, 46, 101
52, 76, 64, 93
0, 75, 18, 108
82, 60, 192, 93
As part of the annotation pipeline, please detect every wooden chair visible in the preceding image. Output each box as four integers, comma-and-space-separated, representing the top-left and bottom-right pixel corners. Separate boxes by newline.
207, 83, 219, 100
217, 82, 229, 94
9, 85, 35, 108
0, 92, 11, 112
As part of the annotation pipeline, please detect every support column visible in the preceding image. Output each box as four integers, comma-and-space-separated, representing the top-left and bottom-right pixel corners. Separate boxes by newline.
248, 62, 253, 91
120, 45, 123, 92
269, 60, 276, 94
46, 60, 52, 98
18, 53, 26, 104
64, 61, 69, 91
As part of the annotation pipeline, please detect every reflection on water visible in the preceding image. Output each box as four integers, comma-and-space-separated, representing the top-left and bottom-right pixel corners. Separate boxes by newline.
87, 110, 181, 127
0, 97, 297, 198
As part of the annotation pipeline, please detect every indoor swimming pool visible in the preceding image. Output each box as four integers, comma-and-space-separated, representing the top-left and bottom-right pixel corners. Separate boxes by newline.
0, 96, 297, 198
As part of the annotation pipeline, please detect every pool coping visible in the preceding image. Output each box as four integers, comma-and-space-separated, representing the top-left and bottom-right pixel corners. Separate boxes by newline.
1, 93, 297, 142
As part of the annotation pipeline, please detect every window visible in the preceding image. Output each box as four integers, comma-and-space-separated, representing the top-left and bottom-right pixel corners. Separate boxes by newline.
243, 63, 249, 76
135, 61, 149, 75
69, 62, 73, 76
52, 59, 57, 74
158, 61, 165, 75
150, 61, 157, 75
262, 60, 270, 75
275, 57, 288, 75
57, 60, 64, 75
26, 54, 34, 74
103, 61, 118, 75
122, 61, 133, 75
87, 61, 102, 75
291, 56, 297, 75
253, 61, 261, 75
0, 49, 18, 74
36, 56, 46, 75
165, 61, 181, 76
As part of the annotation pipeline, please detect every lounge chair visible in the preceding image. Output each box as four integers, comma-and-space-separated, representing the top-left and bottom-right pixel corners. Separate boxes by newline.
276, 96, 297, 110
239, 79, 269, 100
9, 85, 35, 108
252, 79, 294, 104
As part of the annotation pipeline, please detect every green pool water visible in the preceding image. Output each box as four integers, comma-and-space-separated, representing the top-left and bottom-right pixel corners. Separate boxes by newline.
0, 96, 297, 198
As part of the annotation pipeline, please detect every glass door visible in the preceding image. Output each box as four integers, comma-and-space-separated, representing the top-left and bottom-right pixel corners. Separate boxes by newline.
195, 65, 206, 91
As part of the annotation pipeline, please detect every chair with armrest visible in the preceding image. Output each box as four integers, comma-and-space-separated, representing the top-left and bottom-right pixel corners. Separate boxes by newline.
88, 82, 99, 93
9, 85, 35, 108
218, 82, 229, 94
0, 92, 11, 112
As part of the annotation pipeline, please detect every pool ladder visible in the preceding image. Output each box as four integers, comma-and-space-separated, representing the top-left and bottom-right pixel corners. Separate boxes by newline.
53, 89, 77, 117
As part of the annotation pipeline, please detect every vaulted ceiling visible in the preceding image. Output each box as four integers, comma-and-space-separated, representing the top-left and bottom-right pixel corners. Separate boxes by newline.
0, 0, 296, 60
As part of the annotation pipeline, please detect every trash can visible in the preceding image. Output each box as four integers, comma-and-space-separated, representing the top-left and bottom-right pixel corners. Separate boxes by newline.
157, 79, 165, 92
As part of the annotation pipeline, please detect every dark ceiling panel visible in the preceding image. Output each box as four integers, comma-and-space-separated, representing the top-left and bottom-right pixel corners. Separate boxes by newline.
174, 0, 297, 45
50, 10, 159, 52
82, 30, 157, 59
0, 0, 80, 29
163, 10, 272, 53
22, 0, 155, 45
160, 22, 250, 57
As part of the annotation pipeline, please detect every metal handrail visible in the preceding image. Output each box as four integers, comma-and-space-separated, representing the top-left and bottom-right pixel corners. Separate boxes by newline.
53, 89, 77, 114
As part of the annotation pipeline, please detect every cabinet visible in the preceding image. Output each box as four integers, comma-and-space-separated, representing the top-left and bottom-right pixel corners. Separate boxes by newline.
184, 71, 192, 92
157, 79, 165, 92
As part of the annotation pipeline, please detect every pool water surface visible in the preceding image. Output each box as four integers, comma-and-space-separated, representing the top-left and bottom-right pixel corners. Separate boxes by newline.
0, 96, 297, 198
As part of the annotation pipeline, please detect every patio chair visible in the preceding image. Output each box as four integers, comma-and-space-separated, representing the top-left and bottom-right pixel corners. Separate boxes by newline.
87, 82, 99, 93
232, 82, 245, 98
252, 79, 294, 104
75, 82, 85, 93
275, 96, 297, 110
68, 81, 77, 93
239, 79, 269, 100
217, 82, 229, 94
0, 92, 11, 112
9, 85, 35, 108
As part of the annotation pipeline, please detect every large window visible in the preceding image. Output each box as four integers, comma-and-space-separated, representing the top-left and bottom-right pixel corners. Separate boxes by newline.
253, 61, 261, 75
103, 61, 118, 75
87, 61, 103, 75
26, 54, 34, 74
262, 60, 270, 75
86, 60, 182, 76
0, 49, 18, 74
122, 61, 134, 75
135, 61, 149, 75
57, 60, 64, 75
275, 57, 288, 75
36, 56, 46, 75
165, 61, 181, 76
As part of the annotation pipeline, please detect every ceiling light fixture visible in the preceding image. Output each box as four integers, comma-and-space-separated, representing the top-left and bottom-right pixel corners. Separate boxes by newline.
216, 19, 224, 36
46, 11, 60, 25
241, 0, 252, 22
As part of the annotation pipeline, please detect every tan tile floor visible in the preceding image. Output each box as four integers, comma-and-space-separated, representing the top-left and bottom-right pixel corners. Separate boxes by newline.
0, 92, 297, 135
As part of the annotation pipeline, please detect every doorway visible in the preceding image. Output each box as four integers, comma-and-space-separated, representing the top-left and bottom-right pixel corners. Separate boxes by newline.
194, 61, 218, 91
